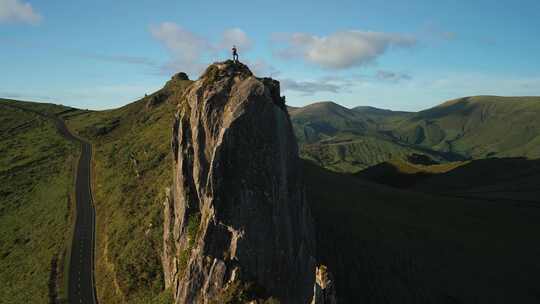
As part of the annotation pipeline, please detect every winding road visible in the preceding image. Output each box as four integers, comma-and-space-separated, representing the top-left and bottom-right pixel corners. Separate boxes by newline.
57, 118, 97, 304
3, 104, 98, 303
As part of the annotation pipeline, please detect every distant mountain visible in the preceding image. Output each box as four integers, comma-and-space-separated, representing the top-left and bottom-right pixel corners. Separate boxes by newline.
352, 105, 411, 120
5, 71, 540, 304
289, 102, 459, 172
289, 101, 370, 143
393, 96, 540, 159
290, 96, 540, 173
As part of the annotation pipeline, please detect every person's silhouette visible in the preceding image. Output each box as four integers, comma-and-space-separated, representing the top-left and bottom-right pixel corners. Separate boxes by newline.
232, 45, 239, 62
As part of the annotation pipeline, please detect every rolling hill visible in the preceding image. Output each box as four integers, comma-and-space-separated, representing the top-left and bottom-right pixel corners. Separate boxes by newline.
289, 101, 462, 172
3, 81, 540, 304
289, 96, 540, 173
64, 88, 540, 303
392, 96, 540, 159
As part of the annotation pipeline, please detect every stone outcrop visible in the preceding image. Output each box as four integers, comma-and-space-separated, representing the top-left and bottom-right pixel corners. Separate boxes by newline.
146, 72, 192, 109
311, 265, 337, 304
162, 61, 319, 303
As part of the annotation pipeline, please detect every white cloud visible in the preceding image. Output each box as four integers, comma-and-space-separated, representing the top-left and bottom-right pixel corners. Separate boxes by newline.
274, 30, 416, 69
375, 70, 412, 82
220, 28, 252, 51
280, 70, 413, 96
281, 77, 351, 95
0, 0, 41, 25
150, 22, 211, 74
244, 58, 280, 77
150, 23, 255, 76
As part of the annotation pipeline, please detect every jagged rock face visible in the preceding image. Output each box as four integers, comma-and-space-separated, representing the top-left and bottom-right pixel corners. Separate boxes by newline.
163, 61, 317, 303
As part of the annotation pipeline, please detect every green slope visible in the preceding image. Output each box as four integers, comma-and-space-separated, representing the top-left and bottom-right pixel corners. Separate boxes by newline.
393, 96, 540, 158
5, 89, 539, 304
289, 101, 371, 143
290, 96, 540, 173
351, 105, 413, 129
63, 74, 191, 304
289, 101, 460, 173
355, 157, 467, 188
305, 158, 540, 303
412, 157, 540, 202
299, 133, 450, 173
0, 100, 79, 303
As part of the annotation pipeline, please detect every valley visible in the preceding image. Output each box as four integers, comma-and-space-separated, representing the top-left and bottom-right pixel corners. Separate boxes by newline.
2, 64, 540, 304
290, 96, 540, 172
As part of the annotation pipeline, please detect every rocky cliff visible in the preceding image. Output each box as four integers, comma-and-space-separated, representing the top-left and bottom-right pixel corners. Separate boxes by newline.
162, 61, 323, 303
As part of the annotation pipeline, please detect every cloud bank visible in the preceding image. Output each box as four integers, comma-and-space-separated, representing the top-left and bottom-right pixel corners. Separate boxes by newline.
274, 30, 416, 69
220, 28, 252, 51
150, 22, 252, 75
375, 70, 412, 82
281, 79, 341, 95
0, 0, 41, 25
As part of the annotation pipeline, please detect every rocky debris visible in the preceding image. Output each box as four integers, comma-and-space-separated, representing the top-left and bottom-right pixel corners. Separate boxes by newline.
163, 60, 319, 303
311, 265, 337, 304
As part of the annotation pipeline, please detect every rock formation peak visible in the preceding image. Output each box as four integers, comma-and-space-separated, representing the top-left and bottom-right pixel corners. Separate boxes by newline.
201, 60, 253, 79
162, 61, 327, 303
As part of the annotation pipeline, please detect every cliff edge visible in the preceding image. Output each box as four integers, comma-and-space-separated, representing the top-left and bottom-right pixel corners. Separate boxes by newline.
162, 60, 322, 303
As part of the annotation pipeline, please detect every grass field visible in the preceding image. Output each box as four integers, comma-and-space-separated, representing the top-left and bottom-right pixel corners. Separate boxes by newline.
3, 92, 540, 304
62, 93, 540, 303
64, 85, 187, 303
0, 100, 79, 303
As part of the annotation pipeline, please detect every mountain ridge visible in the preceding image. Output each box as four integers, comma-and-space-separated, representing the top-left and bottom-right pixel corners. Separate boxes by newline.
289, 95, 540, 172
3, 65, 540, 303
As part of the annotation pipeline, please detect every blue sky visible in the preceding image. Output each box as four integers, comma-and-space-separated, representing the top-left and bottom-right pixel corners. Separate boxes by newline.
1, 0, 540, 110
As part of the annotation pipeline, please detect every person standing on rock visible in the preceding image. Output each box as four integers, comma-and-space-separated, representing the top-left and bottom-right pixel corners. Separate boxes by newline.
232, 45, 239, 62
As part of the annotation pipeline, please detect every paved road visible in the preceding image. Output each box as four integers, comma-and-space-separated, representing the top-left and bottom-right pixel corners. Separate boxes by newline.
2, 104, 98, 303
57, 118, 97, 304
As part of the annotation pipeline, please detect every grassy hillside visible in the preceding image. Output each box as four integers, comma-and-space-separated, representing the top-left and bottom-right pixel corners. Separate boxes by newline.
5, 91, 538, 304
412, 157, 540, 203
289, 102, 460, 172
289, 101, 371, 143
393, 96, 540, 158
0, 100, 79, 303
352, 105, 412, 129
304, 159, 540, 303
290, 96, 540, 173
64, 75, 191, 304
356, 157, 467, 188
299, 133, 451, 173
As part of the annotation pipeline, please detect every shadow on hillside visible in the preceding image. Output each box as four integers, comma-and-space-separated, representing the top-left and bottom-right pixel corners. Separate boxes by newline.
355, 161, 432, 188
357, 157, 540, 201
414, 157, 540, 205
303, 159, 540, 303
